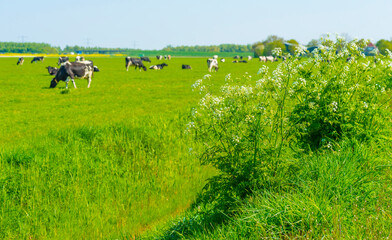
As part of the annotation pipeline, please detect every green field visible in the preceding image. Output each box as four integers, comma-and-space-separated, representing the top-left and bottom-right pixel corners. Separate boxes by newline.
0, 56, 269, 238
2, 48, 392, 239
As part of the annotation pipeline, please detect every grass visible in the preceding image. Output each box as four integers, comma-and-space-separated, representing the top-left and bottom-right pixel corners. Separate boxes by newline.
0, 56, 271, 238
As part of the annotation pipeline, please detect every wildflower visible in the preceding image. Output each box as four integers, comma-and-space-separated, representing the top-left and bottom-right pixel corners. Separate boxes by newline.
232, 135, 241, 143
331, 101, 338, 112
363, 102, 368, 109
225, 73, 232, 82
272, 48, 282, 57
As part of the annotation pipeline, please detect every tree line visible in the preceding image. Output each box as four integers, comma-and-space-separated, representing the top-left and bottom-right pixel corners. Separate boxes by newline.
0, 42, 61, 54
1, 37, 392, 56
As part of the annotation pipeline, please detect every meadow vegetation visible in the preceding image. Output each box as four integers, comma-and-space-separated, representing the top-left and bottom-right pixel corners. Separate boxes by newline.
1, 36, 392, 239
150, 37, 392, 239
0, 55, 265, 238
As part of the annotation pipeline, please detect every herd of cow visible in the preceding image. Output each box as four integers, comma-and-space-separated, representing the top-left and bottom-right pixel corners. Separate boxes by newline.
15, 54, 280, 89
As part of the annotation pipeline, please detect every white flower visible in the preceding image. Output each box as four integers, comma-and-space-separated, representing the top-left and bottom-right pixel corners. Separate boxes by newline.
363, 102, 368, 109
272, 48, 282, 56
232, 135, 241, 143
203, 74, 211, 79
331, 101, 338, 112
257, 65, 269, 75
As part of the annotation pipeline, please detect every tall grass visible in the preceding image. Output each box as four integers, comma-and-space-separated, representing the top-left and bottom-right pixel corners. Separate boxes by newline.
0, 116, 215, 239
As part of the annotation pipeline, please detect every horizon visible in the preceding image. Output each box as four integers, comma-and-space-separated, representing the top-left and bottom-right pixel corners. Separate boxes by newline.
1, 0, 392, 50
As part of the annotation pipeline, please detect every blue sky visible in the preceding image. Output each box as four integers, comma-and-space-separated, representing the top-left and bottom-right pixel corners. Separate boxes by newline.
1, 0, 391, 50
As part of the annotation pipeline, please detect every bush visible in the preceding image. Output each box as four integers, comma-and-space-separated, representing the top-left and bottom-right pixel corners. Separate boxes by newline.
188, 37, 392, 210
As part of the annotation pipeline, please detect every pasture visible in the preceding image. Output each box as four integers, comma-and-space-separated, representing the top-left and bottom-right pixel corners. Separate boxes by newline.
0, 56, 271, 238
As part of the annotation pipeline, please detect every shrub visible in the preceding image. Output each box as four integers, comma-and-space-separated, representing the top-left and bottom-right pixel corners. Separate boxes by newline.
188, 36, 392, 210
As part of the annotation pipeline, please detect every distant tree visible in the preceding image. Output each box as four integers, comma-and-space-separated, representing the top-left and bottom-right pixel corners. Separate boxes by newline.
307, 39, 319, 47
261, 35, 286, 56
286, 39, 299, 55
376, 39, 392, 55
263, 35, 284, 44
251, 42, 264, 57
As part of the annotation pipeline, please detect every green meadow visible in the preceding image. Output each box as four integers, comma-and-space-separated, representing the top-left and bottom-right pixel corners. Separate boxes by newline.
2, 47, 392, 240
0, 56, 268, 239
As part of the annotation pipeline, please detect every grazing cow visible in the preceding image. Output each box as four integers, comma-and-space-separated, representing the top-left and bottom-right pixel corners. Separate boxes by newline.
149, 63, 168, 70
220, 58, 225, 62
207, 59, 218, 72
50, 61, 96, 88
17, 57, 24, 65
248, 56, 252, 61
140, 57, 151, 62
125, 57, 147, 71
266, 56, 275, 62
46, 66, 59, 75
156, 55, 163, 60
182, 64, 192, 69
58, 56, 69, 65
31, 56, 44, 63
259, 56, 266, 62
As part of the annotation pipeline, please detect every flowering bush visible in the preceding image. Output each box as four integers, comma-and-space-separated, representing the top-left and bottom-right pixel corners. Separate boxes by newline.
188, 37, 392, 207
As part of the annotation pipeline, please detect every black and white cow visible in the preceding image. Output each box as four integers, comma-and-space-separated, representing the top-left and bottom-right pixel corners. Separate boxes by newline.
149, 63, 168, 70
182, 64, 192, 69
156, 55, 163, 60
50, 61, 96, 89
75, 56, 85, 62
140, 57, 151, 62
17, 57, 24, 65
31, 56, 44, 63
46, 66, 58, 75
207, 59, 218, 72
125, 57, 147, 71
58, 56, 69, 65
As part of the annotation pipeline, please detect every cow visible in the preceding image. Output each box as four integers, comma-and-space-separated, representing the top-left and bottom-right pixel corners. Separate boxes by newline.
75, 56, 81, 62
182, 64, 192, 69
46, 66, 58, 75
140, 57, 151, 62
266, 56, 275, 62
31, 56, 44, 63
58, 56, 69, 65
207, 58, 218, 72
213, 55, 218, 59
149, 63, 168, 70
232, 60, 239, 63
234, 55, 240, 59
17, 57, 24, 65
239, 60, 248, 63
248, 56, 252, 61
156, 55, 163, 60
220, 58, 225, 62
168, 55, 171, 60
125, 57, 147, 71
50, 61, 96, 89
259, 56, 266, 62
